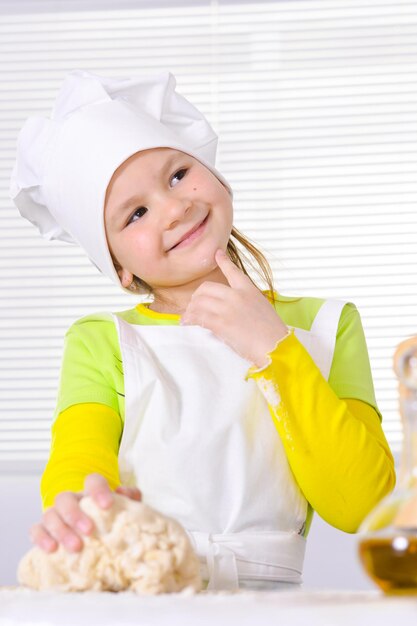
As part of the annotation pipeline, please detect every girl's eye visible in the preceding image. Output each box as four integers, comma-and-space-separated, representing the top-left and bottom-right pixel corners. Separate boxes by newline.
127, 206, 147, 225
124, 167, 188, 226
170, 168, 187, 187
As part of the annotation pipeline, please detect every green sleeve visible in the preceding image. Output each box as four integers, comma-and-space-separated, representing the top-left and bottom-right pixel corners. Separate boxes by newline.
328, 302, 381, 419
53, 312, 125, 422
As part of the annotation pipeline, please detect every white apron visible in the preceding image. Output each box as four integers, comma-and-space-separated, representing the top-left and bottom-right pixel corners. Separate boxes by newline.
113, 298, 346, 590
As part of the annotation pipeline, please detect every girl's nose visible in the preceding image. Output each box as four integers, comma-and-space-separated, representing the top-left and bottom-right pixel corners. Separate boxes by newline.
162, 196, 192, 229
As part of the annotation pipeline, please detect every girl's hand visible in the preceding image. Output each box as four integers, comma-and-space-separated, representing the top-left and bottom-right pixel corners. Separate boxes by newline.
29, 473, 141, 554
181, 249, 289, 367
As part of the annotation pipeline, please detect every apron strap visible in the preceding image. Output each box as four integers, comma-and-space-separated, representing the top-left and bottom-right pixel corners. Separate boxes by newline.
310, 299, 347, 337
309, 299, 347, 381
188, 531, 306, 591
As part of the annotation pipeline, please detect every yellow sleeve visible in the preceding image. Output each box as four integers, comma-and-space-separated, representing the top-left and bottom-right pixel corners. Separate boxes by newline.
40, 402, 122, 511
246, 331, 396, 533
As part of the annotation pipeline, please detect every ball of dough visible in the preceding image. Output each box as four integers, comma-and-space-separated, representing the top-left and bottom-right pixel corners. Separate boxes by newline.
18, 494, 202, 594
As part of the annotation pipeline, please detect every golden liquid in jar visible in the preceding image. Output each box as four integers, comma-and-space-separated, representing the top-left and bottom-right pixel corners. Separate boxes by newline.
359, 536, 417, 594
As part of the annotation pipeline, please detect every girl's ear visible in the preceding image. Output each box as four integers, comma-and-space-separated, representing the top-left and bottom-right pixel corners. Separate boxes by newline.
118, 268, 134, 288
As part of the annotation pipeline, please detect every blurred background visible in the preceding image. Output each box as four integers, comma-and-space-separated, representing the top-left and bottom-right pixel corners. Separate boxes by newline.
1, 0, 417, 588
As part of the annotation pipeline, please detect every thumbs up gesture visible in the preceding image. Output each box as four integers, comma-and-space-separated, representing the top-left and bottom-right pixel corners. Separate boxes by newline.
181, 249, 289, 367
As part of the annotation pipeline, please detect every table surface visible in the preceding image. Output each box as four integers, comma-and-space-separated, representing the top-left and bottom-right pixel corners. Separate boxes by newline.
1, 587, 417, 626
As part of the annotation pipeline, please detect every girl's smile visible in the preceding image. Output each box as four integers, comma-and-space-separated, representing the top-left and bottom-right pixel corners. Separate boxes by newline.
168, 213, 209, 251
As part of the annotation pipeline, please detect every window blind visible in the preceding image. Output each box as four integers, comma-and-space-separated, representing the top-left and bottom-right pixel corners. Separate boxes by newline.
1, 0, 416, 472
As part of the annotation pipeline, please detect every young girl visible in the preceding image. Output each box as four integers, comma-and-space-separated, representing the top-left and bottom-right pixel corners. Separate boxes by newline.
10, 69, 395, 591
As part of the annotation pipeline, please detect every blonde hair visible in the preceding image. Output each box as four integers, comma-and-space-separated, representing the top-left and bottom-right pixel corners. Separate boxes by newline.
120, 226, 277, 303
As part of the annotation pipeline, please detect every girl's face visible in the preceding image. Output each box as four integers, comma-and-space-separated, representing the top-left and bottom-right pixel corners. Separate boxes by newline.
104, 148, 233, 296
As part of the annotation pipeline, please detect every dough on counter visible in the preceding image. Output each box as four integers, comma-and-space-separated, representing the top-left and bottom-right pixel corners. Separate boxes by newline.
17, 494, 202, 594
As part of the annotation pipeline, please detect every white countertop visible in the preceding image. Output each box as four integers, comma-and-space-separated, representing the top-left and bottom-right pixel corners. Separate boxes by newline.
1, 588, 417, 626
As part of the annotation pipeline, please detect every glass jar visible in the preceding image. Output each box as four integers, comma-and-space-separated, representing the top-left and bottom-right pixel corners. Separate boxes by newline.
358, 336, 417, 594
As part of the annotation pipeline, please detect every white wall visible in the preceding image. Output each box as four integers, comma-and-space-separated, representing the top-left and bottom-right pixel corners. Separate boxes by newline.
303, 514, 374, 591
1, 475, 373, 590
0, 476, 42, 586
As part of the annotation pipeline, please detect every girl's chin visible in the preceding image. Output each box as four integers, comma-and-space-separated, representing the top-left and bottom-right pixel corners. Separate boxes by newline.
198, 256, 217, 270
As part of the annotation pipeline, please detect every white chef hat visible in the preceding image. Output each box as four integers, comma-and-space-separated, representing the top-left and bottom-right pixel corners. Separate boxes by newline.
9, 69, 232, 295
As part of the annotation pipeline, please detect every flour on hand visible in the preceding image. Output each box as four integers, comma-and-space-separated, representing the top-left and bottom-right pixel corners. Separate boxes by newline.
18, 494, 202, 594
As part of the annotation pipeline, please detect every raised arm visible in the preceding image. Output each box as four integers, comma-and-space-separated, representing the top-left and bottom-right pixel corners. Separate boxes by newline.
246, 330, 395, 533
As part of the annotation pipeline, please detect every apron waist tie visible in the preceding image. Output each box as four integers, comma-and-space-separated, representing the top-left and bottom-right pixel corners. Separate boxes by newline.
188, 530, 306, 591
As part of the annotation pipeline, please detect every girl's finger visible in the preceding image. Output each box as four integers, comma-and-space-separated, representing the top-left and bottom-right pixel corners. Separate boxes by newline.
190, 280, 230, 300
182, 295, 227, 328
115, 485, 142, 501
84, 473, 114, 509
54, 491, 94, 536
29, 523, 58, 553
41, 508, 83, 552
215, 249, 248, 289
